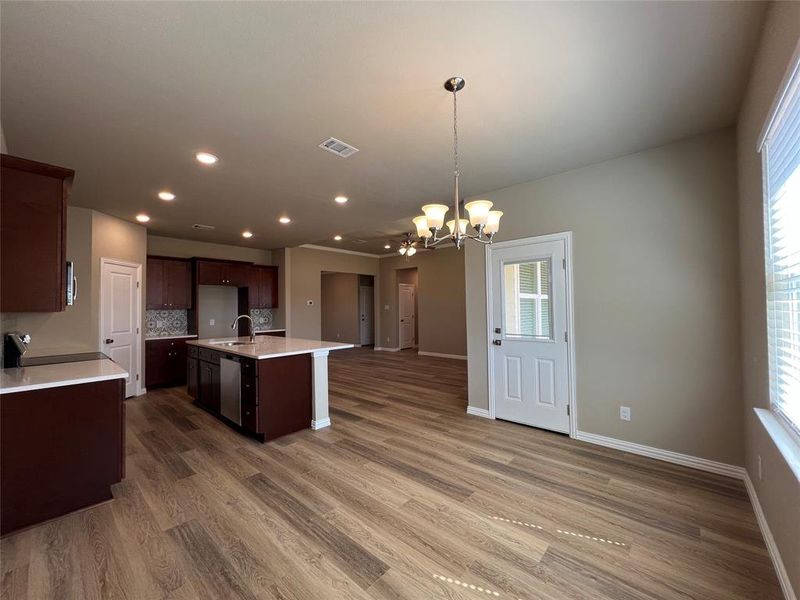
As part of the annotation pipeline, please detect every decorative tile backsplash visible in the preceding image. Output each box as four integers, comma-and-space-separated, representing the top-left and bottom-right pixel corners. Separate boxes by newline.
146, 309, 188, 337
250, 308, 274, 331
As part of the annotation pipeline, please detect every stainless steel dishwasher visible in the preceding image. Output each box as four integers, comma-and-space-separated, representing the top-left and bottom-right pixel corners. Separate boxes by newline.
220, 355, 242, 425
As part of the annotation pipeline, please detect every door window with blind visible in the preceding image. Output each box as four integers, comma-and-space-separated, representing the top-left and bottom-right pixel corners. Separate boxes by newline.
503, 259, 553, 340
761, 54, 800, 436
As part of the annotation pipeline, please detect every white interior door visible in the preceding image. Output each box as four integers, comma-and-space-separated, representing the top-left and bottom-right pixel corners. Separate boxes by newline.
359, 285, 374, 345
399, 283, 416, 349
101, 260, 140, 397
490, 238, 570, 433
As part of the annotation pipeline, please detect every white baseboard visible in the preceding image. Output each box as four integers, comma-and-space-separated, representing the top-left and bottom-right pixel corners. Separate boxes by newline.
137, 387, 147, 396
466, 406, 493, 419
743, 472, 797, 600
574, 431, 746, 479
417, 351, 468, 361
374, 347, 400, 352
311, 418, 331, 430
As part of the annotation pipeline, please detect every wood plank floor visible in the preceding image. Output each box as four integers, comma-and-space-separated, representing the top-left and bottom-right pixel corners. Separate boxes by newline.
1, 347, 782, 599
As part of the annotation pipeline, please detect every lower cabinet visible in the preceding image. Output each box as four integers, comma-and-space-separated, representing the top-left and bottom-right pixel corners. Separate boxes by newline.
198, 359, 220, 413
186, 347, 311, 442
145, 338, 189, 388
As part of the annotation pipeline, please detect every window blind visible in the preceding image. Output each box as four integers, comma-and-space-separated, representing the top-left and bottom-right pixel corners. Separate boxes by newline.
762, 58, 800, 435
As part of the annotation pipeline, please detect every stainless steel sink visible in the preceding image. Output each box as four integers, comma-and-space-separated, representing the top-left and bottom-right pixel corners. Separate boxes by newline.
210, 341, 253, 347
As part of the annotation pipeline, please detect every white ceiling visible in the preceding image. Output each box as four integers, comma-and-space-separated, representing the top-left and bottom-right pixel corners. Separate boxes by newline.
1, 1, 765, 254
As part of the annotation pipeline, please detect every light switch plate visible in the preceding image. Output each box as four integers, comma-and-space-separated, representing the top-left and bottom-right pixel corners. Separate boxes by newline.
209, 318, 215, 326
620, 406, 631, 421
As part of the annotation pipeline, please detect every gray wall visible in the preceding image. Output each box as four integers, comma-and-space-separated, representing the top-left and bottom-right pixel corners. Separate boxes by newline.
197, 286, 239, 339
286, 246, 379, 340
380, 247, 466, 356
736, 1, 800, 593
321, 273, 360, 344
465, 128, 743, 466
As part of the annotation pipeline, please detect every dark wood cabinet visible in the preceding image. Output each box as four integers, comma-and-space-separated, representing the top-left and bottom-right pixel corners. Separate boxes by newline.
145, 338, 189, 388
196, 259, 250, 287
187, 346, 198, 398
186, 346, 310, 442
198, 359, 220, 413
1, 378, 124, 535
146, 256, 191, 309
1, 154, 74, 313
248, 265, 279, 308
256, 331, 286, 338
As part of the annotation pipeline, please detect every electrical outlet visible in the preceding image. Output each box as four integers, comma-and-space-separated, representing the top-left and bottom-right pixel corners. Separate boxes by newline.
758, 455, 763, 481
209, 318, 215, 326
620, 406, 631, 421
384, 304, 390, 311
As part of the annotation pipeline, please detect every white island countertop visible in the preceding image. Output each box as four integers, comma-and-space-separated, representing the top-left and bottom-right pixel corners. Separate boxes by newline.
0, 359, 129, 395
187, 336, 353, 360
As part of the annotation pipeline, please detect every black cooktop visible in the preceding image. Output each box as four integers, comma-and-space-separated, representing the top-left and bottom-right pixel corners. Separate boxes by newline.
21, 352, 110, 367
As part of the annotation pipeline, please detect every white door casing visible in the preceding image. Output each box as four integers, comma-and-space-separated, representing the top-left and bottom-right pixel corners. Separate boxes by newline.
487, 233, 575, 434
359, 285, 374, 345
100, 258, 141, 397
398, 283, 416, 349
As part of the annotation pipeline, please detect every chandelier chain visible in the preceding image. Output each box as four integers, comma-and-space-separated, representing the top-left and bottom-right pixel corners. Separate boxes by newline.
453, 87, 459, 178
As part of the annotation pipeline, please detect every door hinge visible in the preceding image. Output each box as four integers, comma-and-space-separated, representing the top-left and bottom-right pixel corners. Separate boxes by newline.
567, 404, 570, 416
137, 281, 140, 288
564, 331, 568, 343
136, 327, 139, 334
562, 258, 566, 270
136, 373, 139, 381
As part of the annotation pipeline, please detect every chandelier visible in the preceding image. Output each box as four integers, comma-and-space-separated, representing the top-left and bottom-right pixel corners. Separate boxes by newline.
409, 77, 502, 251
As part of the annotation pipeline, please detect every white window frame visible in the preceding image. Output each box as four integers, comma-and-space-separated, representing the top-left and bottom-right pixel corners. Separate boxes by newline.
758, 41, 800, 444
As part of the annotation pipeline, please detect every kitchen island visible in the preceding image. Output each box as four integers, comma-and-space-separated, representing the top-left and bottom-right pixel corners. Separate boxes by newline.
186, 336, 352, 441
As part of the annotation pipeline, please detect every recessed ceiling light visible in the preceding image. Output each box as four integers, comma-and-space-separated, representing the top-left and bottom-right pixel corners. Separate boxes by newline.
334, 196, 348, 204
158, 191, 175, 201
279, 216, 291, 224
242, 231, 253, 238
334, 235, 342, 241
136, 214, 150, 223
384, 244, 391, 249
195, 152, 219, 165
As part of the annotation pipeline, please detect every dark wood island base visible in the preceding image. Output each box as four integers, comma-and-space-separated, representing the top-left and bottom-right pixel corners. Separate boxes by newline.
188, 345, 312, 442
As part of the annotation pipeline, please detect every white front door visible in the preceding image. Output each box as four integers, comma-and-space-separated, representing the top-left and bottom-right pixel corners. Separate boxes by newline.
100, 259, 140, 397
399, 283, 415, 349
490, 237, 570, 433
359, 285, 374, 345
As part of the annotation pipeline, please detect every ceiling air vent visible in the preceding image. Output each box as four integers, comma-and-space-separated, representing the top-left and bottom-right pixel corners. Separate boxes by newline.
192, 223, 216, 231
318, 137, 359, 158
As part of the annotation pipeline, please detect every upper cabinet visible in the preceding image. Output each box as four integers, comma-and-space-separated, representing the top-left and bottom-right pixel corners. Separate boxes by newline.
196, 259, 248, 287
1, 154, 74, 313
146, 256, 191, 309
248, 265, 279, 309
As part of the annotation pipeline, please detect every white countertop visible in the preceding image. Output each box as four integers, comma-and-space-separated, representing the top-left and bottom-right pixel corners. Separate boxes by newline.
187, 336, 353, 359
0, 359, 129, 395
145, 334, 198, 341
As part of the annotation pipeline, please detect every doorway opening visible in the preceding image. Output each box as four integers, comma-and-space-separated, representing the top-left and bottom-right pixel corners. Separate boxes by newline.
321, 272, 374, 346
397, 268, 418, 350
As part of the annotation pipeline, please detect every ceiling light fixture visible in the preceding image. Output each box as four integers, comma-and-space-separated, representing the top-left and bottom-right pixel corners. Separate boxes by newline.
279, 216, 291, 224
158, 191, 176, 201
334, 196, 348, 204
195, 152, 219, 165
136, 214, 150, 223
384, 243, 391, 250
334, 235, 342, 241
242, 231, 253, 239
410, 77, 502, 250
397, 233, 417, 259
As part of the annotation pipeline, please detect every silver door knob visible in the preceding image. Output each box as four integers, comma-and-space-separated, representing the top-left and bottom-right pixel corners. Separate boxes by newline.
105, 338, 114, 344
492, 340, 502, 346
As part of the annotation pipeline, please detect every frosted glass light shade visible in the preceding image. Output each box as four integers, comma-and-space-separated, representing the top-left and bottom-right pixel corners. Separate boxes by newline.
446, 219, 469, 235
406, 246, 417, 257
421, 204, 449, 230
484, 210, 503, 234
412, 215, 432, 238
464, 200, 493, 227
399, 247, 407, 255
